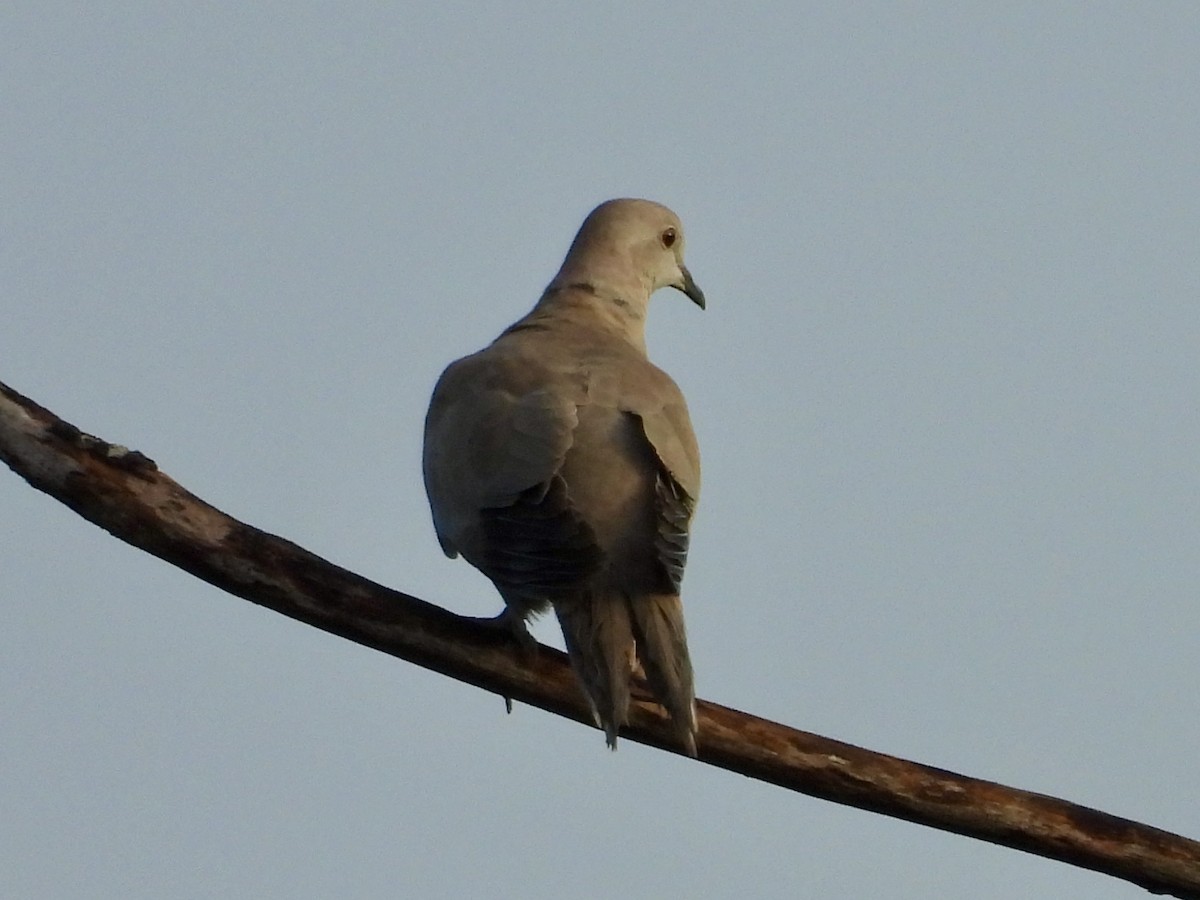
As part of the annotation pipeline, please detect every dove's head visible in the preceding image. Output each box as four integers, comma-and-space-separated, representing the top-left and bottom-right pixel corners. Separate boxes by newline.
553, 198, 706, 312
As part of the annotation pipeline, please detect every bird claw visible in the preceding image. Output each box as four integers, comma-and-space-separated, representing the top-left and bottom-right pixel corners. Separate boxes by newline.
467, 609, 538, 656
466, 609, 538, 715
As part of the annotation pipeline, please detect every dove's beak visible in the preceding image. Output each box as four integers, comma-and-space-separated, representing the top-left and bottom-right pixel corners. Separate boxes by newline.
676, 266, 706, 310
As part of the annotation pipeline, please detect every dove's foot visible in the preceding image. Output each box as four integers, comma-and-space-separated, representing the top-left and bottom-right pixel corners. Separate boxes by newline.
465, 609, 539, 714
466, 608, 538, 655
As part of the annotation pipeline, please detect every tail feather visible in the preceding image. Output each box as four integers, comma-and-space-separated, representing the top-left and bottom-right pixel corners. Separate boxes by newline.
554, 593, 635, 749
556, 591, 697, 754
629, 592, 697, 756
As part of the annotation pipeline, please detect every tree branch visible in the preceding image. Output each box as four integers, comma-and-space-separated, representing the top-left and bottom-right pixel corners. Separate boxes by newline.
2, 377, 1198, 898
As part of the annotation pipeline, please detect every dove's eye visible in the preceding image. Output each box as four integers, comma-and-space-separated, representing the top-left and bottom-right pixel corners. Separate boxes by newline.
661, 227, 677, 248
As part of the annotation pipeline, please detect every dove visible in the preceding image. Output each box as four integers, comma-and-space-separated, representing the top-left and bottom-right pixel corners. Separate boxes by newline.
423, 198, 704, 754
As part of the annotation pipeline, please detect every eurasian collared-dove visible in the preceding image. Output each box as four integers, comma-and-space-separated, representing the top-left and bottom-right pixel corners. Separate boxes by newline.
422, 198, 704, 754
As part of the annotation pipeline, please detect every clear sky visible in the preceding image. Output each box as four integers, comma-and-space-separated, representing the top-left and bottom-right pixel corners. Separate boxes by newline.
3, 5, 1198, 898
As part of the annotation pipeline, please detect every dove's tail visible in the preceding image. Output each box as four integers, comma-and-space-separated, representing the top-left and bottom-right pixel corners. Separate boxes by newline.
629, 592, 697, 756
555, 592, 634, 750
556, 590, 697, 756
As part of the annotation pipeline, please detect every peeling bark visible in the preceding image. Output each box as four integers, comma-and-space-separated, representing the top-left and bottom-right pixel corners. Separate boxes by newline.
3, 378, 1198, 899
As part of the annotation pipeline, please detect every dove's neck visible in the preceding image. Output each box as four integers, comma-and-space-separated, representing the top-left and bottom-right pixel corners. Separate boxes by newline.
533, 275, 651, 354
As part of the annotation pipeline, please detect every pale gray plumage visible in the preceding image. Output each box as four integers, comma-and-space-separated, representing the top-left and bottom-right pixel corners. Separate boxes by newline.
422, 198, 704, 754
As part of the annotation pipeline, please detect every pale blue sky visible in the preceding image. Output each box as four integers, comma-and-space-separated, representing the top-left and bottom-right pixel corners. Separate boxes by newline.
3, 5, 1198, 898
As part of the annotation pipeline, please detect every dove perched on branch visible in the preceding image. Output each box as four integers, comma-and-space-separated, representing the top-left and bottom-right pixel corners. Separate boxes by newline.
423, 198, 705, 754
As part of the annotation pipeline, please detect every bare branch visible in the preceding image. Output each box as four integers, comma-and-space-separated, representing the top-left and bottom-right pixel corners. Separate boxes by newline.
3, 377, 1198, 899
